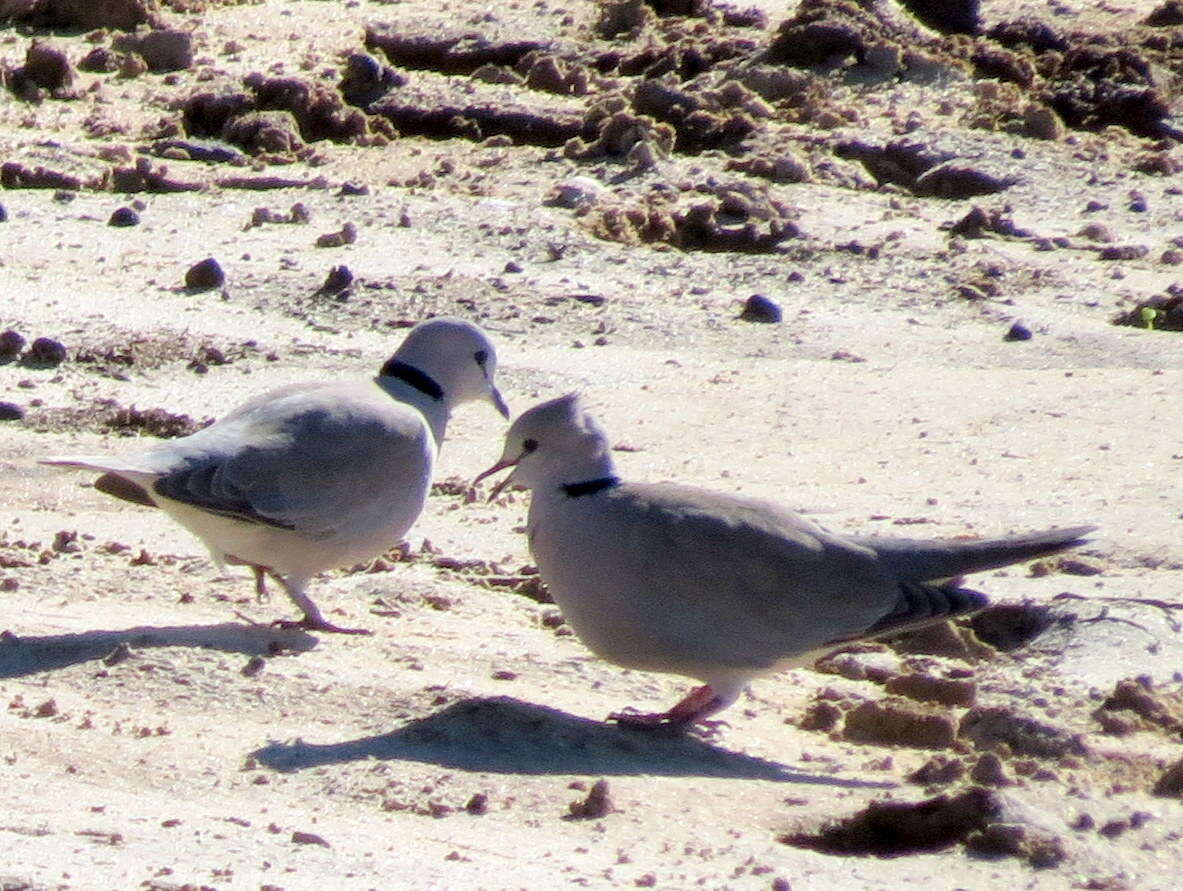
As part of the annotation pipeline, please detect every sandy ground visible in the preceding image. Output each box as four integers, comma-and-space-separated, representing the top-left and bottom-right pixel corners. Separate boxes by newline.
2, 0, 1183, 888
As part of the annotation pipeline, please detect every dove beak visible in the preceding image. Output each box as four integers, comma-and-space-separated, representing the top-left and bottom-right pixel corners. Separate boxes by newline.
489, 384, 510, 419
474, 454, 520, 501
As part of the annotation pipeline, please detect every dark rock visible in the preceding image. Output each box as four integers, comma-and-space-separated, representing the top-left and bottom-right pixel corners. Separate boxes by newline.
108, 206, 140, 227
33, 0, 159, 31
136, 29, 193, 72
739, 294, 782, 323
1003, 321, 1032, 341
897, 0, 979, 35
21, 41, 74, 91
0, 203, 6, 221
185, 257, 225, 291
316, 265, 354, 297
781, 787, 1002, 855
78, 46, 120, 73
1145, 1, 1183, 26
0, 402, 25, 421
1154, 757, 1183, 797
0, 329, 25, 359
339, 52, 405, 108
22, 336, 68, 367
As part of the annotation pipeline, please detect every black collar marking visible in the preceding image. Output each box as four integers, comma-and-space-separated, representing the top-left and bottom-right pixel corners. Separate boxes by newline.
561, 476, 621, 497
380, 359, 444, 401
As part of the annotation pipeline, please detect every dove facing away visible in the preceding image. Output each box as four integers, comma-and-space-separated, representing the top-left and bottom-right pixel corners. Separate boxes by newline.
43, 317, 509, 635
476, 394, 1095, 729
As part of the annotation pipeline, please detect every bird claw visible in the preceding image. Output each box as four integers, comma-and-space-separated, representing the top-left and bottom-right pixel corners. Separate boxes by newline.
271, 616, 373, 636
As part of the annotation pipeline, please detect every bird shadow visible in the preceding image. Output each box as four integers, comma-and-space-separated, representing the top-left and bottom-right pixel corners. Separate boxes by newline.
251, 695, 892, 787
0, 623, 316, 678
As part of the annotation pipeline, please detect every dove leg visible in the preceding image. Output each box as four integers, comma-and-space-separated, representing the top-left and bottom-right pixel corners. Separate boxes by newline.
272, 575, 373, 636
609, 684, 733, 730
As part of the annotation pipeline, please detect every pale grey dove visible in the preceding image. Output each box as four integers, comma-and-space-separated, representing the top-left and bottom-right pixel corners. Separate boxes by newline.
44, 317, 509, 634
476, 394, 1095, 728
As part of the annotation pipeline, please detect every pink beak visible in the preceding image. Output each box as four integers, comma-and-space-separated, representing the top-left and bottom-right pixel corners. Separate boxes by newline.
473, 456, 518, 501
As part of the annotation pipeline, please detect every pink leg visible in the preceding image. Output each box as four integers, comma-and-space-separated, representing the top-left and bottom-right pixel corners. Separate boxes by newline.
608, 685, 730, 730
269, 574, 373, 636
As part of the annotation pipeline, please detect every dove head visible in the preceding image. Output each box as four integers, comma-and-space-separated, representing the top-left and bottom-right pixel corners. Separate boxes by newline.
476, 393, 616, 496
382, 317, 509, 417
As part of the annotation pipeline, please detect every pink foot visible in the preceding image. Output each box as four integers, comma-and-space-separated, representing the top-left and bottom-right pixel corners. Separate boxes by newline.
608, 685, 730, 732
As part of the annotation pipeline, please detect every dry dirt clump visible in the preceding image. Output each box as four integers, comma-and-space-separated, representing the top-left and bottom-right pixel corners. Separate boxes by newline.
1112, 287, 1183, 332
841, 697, 958, 749
1, 0, 161, 31
586, 180, 799, 252
959, 705, 1088, 759
782, 785, 1067, 867
181, 73, 382, 159
1092, 676, 1183, 737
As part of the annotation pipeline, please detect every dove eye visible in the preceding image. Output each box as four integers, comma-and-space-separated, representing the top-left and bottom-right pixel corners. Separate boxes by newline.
522, 438, 538, 453
474, 349, 488, 366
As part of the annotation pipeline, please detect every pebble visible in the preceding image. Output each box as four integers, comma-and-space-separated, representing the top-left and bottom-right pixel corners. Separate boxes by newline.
108, 206, 140, 227
739, 293, 783, 323
1003, 321, 1032, 341
0, 401, 25, 421
185, 257, 225, 291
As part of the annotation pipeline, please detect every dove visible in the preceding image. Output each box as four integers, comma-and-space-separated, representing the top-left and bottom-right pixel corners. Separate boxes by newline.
43, 317, 509, 634
475, 394, 1095, 728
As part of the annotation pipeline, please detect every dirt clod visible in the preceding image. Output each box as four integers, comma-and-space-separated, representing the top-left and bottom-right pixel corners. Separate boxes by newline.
184, 257, 225, 291
842, 698, 957, 749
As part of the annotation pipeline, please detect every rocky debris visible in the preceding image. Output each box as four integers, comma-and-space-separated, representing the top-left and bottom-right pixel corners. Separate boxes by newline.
781, 787, 1001, 855
182, 74, 377, 158
959, 706, 1087, 759
943, 205, 1033, 240
339, 52, 406, 109
968, 603, 1056, 651
7, 40, 74, 97
1112, 289, 1183, 332
364, 26, 545, 75
898, 0, 980, 35
835, 140, 1016, 198
908, 754, 967, 787
1092, 676, 1183, 737
104, 406, 206, 438
1154, 757, 1183, 797
21, 336, 68, 368
113, 28, 193, 72
963, 820, 1066, 868
108, 206, 139, 227
0, 401, 25, 421
885, 672, 977, 708
1145, 1, 1183, 26
738, 293, 781, 323
842, 697, 958, 749
7, 0, 159, 31
565, 779, 614, 820
587, 181, 799, 252
0, 329, 26, 361
111, 157, 201, 193
886, 620, 995, 662
316, 265, 355, 298
1003, 320, 1032, 342
184, 257, 224, 292
315, 222, 357, 248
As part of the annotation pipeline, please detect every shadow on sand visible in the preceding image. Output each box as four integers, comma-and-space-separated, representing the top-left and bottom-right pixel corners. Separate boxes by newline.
0, 623, 316, 678
252, 695, 892, 787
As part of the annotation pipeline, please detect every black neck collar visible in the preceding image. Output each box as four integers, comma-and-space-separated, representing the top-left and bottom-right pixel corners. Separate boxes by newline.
380, 359, 444, 401
561, 476, 620, 498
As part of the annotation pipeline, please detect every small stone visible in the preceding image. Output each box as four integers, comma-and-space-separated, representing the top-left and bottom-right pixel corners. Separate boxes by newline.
566, 779, 614, 820
0, 329, 25, 359
503, 260, 523, 273
23, 336, 67, 366
0, 203, 7, 222
970, 752, 1013, 786
739, 293, 782, 323
464, 793, 489, 815
1003, 321, 1032, 341
137, 29, 193, 72
1154, 756, 1183, 797
0, 402, 25, 421
316, 265, 353, 297
108, 206, 140, 227
185, 257, 225, 291
291, 830, 330, 848
23, 42, 74, 91
241, 655, 266, 677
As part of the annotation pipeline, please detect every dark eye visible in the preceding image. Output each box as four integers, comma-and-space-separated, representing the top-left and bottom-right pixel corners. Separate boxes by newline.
474, 349, 488, 366
522, 438, 538, 453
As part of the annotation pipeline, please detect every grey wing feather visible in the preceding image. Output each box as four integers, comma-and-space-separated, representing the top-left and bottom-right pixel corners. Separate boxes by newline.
607, 484, 901, 668
147, 385, 429, 538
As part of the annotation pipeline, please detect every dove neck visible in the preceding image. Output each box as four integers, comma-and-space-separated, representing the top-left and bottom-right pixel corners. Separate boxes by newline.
561, 476, 620, 497
376, 362, 449, 448
380, 360, 444, 401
